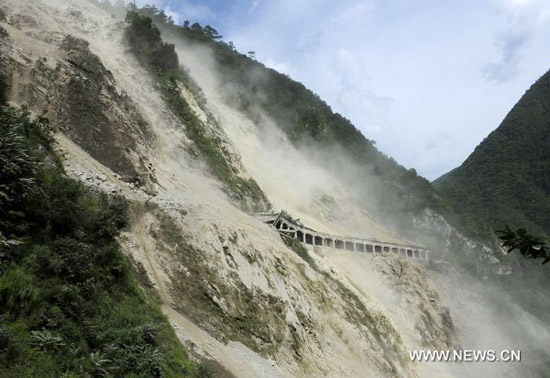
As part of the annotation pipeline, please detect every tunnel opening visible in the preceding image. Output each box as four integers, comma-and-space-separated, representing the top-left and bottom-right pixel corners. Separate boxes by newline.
391, 247, 398, 253
365, 244, 373, 253
345, 241, 355, 251
374, 245, 382, 253
383, 246, 390, 252
355, 243, 365, 252
335, 240, 344, 249
275, 221, 282, 229
407, 249, 413, 257
314, 236, 323, 246
305, 234, 313, 245
282, 223, 289, 230
324, 238, 333, 248
296, 230, 304, 242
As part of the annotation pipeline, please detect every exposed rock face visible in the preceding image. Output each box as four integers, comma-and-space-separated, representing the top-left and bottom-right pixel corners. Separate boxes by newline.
0, 27, 10, 103
381, 259, 457, 350
126, 203, 421, 377
52, 35, 154, 186
1, 13, 155, 188
413, 208, 508, 276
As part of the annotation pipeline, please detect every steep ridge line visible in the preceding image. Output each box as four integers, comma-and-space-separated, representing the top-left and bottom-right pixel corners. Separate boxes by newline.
261, 211, 430, 261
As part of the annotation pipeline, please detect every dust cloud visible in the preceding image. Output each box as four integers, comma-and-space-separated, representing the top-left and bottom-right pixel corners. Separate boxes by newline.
160, 24, 550, 378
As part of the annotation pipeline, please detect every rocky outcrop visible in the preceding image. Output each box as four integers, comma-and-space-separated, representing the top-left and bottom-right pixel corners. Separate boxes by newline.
51, 35, 154, 186
1, 16, 156, 189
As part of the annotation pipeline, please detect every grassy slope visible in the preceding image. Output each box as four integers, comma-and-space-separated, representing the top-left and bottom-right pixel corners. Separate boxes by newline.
435, 69, 550, 237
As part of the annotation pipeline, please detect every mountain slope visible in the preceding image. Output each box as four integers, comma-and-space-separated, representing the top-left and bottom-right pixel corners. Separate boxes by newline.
0, 84, 205, 377
2, 1, 550, 377
435, 70, 550, 237
0, 1, 459, 376
139, 6, 445, 236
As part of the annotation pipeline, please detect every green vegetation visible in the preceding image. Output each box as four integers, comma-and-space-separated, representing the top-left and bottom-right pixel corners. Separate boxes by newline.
435, 70, 550, 238
124, 10, 269, 212
496, 226, 549, 264
282, 237, 317, 270
0, 100, 204, 376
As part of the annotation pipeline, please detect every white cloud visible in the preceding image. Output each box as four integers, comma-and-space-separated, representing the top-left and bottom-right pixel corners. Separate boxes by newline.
163, 7, 180, 24
172, 2, 216, 22
494, 0, 532, 9
134, 0, 216, 23
264, 59, 294, 76
483, 28, 529, 83
484, 0, 550, 83
249, 0, 262, 13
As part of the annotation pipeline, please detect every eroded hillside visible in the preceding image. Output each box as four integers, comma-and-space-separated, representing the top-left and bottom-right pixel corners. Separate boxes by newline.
1, 1, 549, 377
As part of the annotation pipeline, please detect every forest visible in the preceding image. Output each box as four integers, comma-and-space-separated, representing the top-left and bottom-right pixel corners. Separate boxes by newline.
436, 69, 550, 239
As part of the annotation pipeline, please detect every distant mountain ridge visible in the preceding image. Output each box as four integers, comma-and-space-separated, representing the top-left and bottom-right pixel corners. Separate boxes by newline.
435, 69, 550, 237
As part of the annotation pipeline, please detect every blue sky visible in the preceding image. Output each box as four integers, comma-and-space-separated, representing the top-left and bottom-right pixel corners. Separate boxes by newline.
137, 0, 550, 180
